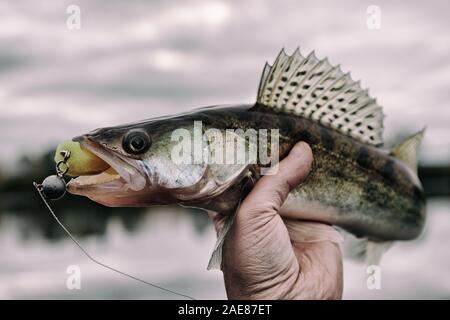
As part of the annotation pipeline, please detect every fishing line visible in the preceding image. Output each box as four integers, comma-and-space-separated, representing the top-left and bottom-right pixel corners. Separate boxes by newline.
33, 180, 196, 300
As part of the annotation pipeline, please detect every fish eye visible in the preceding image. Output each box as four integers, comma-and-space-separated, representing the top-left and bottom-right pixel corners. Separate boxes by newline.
123, 130, 151, 155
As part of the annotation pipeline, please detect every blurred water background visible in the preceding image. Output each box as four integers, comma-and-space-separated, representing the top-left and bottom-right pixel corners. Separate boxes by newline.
0, 0, 449, 299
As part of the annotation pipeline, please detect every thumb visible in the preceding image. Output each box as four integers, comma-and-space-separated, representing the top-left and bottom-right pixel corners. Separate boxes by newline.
238, 141, 313, 220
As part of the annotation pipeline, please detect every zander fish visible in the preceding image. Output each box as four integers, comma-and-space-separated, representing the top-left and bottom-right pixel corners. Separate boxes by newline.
57, 48, 426, 268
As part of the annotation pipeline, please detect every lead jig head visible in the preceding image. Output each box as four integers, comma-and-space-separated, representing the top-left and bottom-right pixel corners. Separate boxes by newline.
35, 150, 71, 201
40, 175, 67, 200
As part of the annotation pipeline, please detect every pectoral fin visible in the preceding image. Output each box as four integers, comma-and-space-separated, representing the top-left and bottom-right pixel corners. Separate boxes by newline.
207, 212, 235, 270
207, 175, 254, 270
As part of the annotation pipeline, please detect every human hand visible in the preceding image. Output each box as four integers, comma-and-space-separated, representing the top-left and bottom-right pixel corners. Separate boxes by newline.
209, 142, 343, 300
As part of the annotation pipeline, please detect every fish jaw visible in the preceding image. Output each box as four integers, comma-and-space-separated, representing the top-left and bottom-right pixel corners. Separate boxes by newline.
66, 136, 149, 204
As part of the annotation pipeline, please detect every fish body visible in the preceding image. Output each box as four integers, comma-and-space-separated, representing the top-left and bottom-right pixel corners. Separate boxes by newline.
68, 103, 425, 241
62, 48, 426, 264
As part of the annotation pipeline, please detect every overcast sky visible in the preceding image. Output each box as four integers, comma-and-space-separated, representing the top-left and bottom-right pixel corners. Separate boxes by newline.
0, 0, 449, 170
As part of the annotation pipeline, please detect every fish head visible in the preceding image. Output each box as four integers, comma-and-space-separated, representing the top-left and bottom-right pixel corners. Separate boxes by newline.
67, 116, 252, 211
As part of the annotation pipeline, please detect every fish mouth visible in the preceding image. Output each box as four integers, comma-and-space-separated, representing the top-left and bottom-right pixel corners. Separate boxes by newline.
67, 137, 147, 196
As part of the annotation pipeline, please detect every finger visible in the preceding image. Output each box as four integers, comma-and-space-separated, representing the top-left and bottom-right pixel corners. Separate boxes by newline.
286, 220, 344, 299
292, 240, 344, 299
238, 141, 313, 219
283, 219, 344, 244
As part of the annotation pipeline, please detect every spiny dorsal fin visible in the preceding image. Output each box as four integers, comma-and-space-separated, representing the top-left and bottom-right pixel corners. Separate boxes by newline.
256, 48, 384, 146
391, 129, 425, 174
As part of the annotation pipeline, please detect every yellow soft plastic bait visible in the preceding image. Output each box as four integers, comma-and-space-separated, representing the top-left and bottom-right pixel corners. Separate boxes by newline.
54, 140, 109, 177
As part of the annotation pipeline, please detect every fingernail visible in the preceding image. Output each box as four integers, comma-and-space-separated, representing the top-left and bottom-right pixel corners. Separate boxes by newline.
291, 141, 307, 157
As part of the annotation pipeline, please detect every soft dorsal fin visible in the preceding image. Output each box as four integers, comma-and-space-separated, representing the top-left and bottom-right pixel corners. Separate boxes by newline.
256, 48, 384, 146
391, 129, 425, 174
